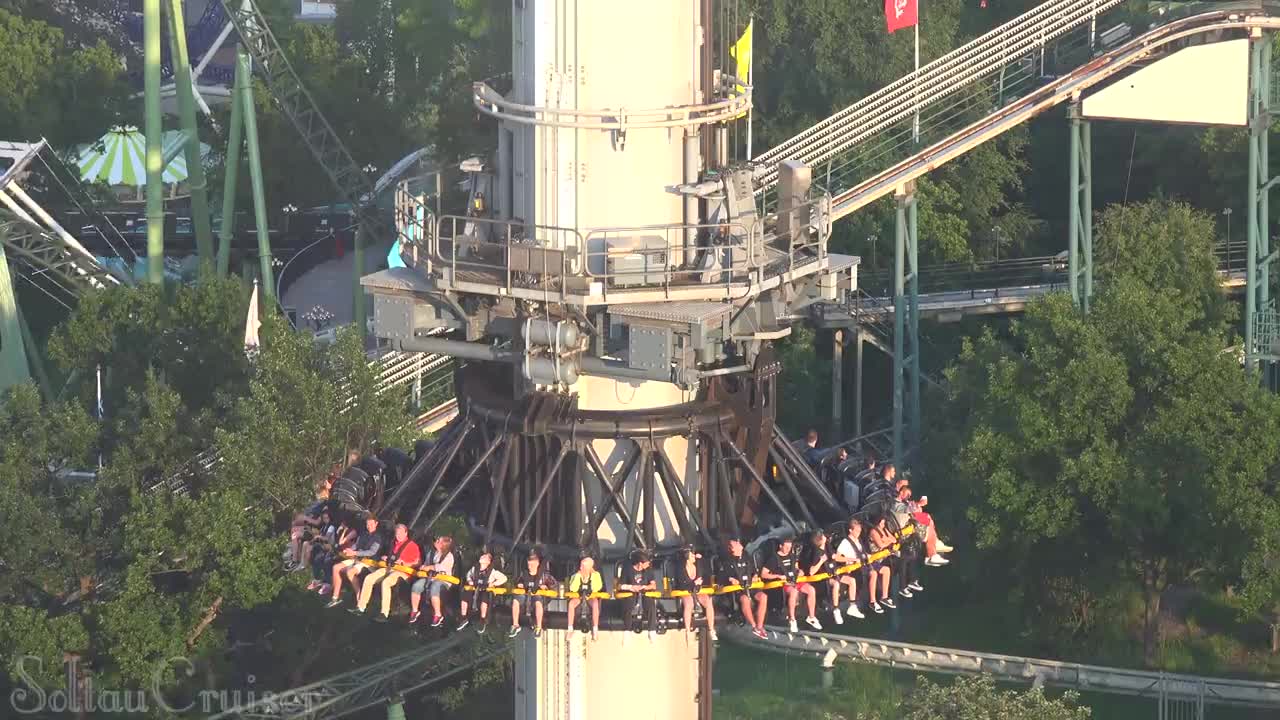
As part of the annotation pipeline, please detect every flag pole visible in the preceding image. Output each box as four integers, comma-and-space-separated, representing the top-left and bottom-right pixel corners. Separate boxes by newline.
913, 6, 921, 144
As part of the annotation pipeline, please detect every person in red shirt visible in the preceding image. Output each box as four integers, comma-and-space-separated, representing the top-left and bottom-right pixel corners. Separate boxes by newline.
353, 523, 422, 621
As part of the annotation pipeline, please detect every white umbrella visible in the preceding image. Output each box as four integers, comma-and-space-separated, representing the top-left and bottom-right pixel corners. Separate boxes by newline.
75, 125, 210, 187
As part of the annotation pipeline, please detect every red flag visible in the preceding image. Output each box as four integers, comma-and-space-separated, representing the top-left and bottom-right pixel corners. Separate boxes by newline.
885, 0, 918, 33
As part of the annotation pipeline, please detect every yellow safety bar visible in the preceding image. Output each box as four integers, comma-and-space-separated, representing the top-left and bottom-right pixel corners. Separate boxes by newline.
349, 525, 916, 602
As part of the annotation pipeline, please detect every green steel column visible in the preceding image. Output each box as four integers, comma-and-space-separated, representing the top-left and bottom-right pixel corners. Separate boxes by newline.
1260, 37, 1272, 372
237, 46, 275, 301
0, 239, 31, 394
165, 0, 214, 274
17, 303, 51, 400
907, 197, 921, 451
144, 0, 165, 285
1082, 119, 1093, 310
353, 223, 366, 339
892, 192, 907, 468
1067, 104, 1094, 311
217, 60, 244, 277
386, 697, 405, 720
1247, 36, 1266, 373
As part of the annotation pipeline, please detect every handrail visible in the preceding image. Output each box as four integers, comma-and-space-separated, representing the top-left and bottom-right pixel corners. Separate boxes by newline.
731, 625, 1280, 708
753, 0, 1123, 188
829, 12, 1280, 220
473, 82, 751, 130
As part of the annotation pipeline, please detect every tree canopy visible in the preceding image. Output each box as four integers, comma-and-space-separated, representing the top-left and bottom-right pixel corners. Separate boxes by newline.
936, 200, 1280, 662
0, 281, 416, 712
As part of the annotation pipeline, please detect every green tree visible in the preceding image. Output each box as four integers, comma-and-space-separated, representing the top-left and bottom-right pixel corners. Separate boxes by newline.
897, 676, 1091, 720
942, 207, 1280, 663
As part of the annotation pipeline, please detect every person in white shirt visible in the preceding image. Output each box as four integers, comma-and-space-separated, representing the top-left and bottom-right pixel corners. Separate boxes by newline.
457, 549, 507, 633
831, 517, 869, 619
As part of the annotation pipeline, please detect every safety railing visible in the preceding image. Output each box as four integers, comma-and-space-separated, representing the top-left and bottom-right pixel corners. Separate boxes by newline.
426, 194, 831, 298
473, 82, 752, 131
581, 220, 761, 298
753, 0, 1127, 194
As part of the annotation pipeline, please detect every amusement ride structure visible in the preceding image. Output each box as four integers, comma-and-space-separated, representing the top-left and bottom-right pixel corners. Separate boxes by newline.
7, 1, 1280, 719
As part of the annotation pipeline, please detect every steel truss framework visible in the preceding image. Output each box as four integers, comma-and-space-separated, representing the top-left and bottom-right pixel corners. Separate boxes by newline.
1247, 33, 1278, 386
207, 635, 510, 720
375, 362, 845, 563
891, 189, 920, 467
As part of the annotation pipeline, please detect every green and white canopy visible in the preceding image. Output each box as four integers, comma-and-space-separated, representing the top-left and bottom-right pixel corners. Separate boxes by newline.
76, 125, 210, 187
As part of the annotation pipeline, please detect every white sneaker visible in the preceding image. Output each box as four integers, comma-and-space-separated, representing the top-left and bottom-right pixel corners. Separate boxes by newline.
833, 609, 844, 625
871, 602, 884, 615
908, 582, 924, 592
846, 603, 866, 619
926, 555, 950, 566
804, 616, 822, 631
899, 588, 914, 598
788, 619, 798, 633
937, 542, 955, 554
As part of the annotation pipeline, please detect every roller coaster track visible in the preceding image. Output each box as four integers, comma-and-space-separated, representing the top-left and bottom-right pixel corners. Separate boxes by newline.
0, 208, 120, 302
218, 0, 386, 239
828, 8, 1280, 221
753, 0, 1126, 193
206, 634, 511, 720
726, 624, 1280, 709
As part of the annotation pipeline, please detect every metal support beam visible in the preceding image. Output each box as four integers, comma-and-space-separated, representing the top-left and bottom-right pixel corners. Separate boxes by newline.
892, 189, 920, 467
831, 329, 843, 439
144, 0, 165, 285
854, 329, 863, 440
1067, 103, 1093, 311
0, 237, 31, 393
165, 0, 214, 274
354, 225, 366, 339
1246, 33, 1277, 382
217, 51, 245, 277
236, 36, 275, 301
17, 302, 51, 400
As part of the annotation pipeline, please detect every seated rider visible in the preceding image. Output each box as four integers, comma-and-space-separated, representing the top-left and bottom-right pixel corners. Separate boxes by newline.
307, 514, 349, 593
288, 500, 328, 570
409, 535, 456, 627
762, 535, 820, 633
617, 550, 659, 641
720, 536, 767, 640
566, 555, 604, 640
678, 546, 718, 641
831, 517, 868, 620
325, 515, 381, 608
801, 530, 844, 627
458, 548, 507, 633
866, 516, 899, 614
510, 547, 557, 638
894, 479, 954, 564
352, 523, 422, 622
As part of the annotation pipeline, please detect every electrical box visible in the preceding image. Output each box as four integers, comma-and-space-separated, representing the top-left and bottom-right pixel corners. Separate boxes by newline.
607, 235, 667, 287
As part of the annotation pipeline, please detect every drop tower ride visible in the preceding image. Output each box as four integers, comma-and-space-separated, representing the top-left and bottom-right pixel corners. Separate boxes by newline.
361, 2, 854, 718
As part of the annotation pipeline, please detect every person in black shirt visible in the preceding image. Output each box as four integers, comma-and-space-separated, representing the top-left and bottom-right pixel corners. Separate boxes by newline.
509, 548, 557, 638
617, 550, 659, 641
458, 549, 508, 633
678, 546, 717, 641
721, 537, 767, 639
761, 536, 821, 633
801, 530, 844, 627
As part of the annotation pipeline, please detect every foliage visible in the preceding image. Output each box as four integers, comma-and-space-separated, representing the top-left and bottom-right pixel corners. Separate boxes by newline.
897, 676, 1090, 720
0, 8, 131, 146
939, 201, 1280, 663
0, 277, 418, 713
775, 325, 833, 438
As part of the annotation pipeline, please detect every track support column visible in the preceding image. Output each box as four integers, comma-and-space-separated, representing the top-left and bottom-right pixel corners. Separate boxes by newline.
1246, 32, 1276, 383
144, 0, 165, 285
165, 0, 214, 275
217, 58, 245, 278
236, 34, 275, 301
0, 236, 31, 393
831, 329, 843, 439
1067, 102, 1093, 312
892, 186, 920, 467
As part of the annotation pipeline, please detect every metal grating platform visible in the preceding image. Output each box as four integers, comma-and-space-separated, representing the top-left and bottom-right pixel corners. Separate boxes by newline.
609, 300, 735, 323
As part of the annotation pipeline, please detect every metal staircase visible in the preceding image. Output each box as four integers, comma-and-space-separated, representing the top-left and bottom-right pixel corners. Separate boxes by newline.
753, 0, 1127, 200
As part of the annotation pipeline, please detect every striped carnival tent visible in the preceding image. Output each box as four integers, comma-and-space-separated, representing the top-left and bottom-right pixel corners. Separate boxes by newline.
76, 125, 211, 187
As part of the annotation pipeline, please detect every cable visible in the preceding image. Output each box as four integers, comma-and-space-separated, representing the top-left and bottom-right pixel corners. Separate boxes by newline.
35, 147, 139, 264
1123, 126, 1138, 205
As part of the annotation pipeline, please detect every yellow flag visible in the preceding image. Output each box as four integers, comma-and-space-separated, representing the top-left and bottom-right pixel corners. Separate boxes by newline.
729, 20, 752, 119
